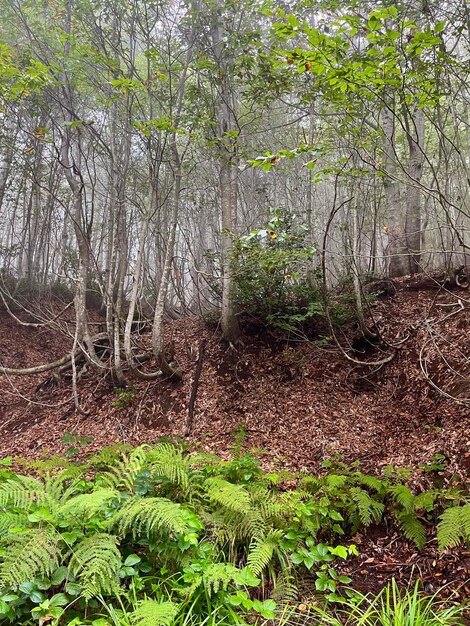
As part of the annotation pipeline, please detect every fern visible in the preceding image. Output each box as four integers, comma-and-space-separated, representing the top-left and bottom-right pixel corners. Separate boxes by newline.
110, 497, 190, 538
0, 512, 28, 535
324, 474, 348, 489
437, 504, 470, 550
247, 530, 284, 575
101, 448, 147, 492
395, 511, 426, 549
414, 490, 437, 513
0, 529, 60, 586
204, 478, 251, 514
203, 562, 239, 595
148, 444, 190, 491
355, 473, 385, 494
350, 488, 384, 526
388, 485, 415, 512
45, 468, 84, 502
132, 599, 179, 626
69, 533, 121, 599
0, 476, 48, 510
58, 489, 120, 519
205, 507, 266, 545
87, 443, 134, 467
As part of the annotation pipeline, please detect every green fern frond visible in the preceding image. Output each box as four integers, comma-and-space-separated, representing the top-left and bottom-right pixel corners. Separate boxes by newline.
69, 533, 121, 600
0, 512, 28, 535
350, 488, 384, 526
101, 448, 147, 493
45, 468, 85, 502
388, 485, 415, 512
147, 444, 189, 491
58, 489, 120, 520
414, 490, 437, 513
395, 511, 426, 549
204, 478, 251, 514
276, 490, 309, 516
0, 476, 48, 510
272, 569, 298, 605
87, 444, 134, 467
132, 599, 179, 626
325, 474, 348, 489
110, 497, 190, 538
205, 507, 266, 544
0, 529, 60, 586
203, 562, 238, 596
437, 504, 470, 550
355, 474, 385, 493
247, 530, 284, 575
298, 476, 322, 493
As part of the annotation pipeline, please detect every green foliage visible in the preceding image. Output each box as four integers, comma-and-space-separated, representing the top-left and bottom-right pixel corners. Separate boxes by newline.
131, 599, 179, 626
231, 208, 322, 332
112, 387, 136, 409
0, 530, 60, 587
68, 533, 121, 599
307, 578, 465, 626
0, 443, 465, 625
437, 503, 470, 550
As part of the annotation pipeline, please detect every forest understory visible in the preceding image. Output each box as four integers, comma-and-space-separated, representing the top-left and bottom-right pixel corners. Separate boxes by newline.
0, 276, 469, 602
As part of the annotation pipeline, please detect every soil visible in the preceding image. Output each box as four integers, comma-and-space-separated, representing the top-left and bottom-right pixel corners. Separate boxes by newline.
0, 278, 469, 601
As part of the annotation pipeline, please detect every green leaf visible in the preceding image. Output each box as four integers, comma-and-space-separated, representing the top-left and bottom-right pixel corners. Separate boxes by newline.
50, 593, 69, 606
328, 545, 347, 559
51, 566, 68, 586
234, 567, 260, 587
124, 554, 141, 567
252, 599, 276, 619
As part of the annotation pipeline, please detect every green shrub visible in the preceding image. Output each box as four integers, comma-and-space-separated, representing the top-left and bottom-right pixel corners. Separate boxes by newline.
231, 208, 322, 331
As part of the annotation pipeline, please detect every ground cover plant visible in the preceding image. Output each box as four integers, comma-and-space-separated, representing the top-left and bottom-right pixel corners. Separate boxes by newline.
0, 442, 466, 625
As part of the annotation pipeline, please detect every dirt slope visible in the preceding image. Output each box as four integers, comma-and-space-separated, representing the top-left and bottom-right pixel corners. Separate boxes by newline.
0, 282, 469, 476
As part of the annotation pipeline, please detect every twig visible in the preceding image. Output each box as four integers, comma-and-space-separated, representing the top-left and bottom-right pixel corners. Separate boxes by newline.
186, 338, 206, 436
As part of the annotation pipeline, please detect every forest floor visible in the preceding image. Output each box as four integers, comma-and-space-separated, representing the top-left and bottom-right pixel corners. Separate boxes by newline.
0, 277, 469, 601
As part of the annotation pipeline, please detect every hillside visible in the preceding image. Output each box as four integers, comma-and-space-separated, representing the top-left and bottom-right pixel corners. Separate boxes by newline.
0, 279, 469, 598
0, 279, 468, 473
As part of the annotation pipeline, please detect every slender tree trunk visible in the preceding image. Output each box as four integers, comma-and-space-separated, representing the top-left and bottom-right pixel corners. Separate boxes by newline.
405, 107, 425, 274
382, 104, 409, 277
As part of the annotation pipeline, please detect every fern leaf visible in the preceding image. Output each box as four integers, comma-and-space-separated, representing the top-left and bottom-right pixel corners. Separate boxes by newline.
350, 488, 384, 526
101, 448, 147, 492
247, 530, 283, 575
0, 512, 28, 535
110, 497, 190, 538
45, 468, 85, 502
69, 533, 121, 599
132, 599, 179, 626
396, 511, 426, 549
148, 444, 189, 491
204, 478, 251, 514
59, 489, 120, 519
325, 474, 348, 489
0, 529, 60, 587
355, 474, 385, 493
203, 562, 238, 596
0, 476, 48, 510
389, 485, 415, 512
413, 490, 436, 513
437, 504, 470, 550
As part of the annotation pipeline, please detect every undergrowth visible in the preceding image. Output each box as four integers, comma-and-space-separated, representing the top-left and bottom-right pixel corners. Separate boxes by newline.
0, 443, 466, 625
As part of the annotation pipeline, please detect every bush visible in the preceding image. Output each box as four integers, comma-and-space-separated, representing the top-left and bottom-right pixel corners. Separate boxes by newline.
231, 208, 323, 332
